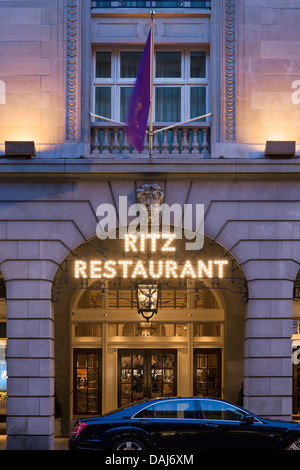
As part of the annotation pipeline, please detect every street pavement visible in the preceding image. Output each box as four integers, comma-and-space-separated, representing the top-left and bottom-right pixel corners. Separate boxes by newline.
0, 436, 69, 450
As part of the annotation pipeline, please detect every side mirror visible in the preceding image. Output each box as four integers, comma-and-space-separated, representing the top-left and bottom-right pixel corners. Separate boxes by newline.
241, 415, 254, 424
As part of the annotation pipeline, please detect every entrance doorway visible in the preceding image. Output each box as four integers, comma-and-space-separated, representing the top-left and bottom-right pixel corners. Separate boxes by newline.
73, 348, 102, 415
118, 349, 177, 407
193, 348, 222, 398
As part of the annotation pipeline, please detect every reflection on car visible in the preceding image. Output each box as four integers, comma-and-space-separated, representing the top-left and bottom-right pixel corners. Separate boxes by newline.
68, 397, 300, 450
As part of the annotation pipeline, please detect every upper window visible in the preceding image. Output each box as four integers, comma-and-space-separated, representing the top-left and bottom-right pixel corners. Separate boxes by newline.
92, 48, 209, 125
134, 399, 198, 419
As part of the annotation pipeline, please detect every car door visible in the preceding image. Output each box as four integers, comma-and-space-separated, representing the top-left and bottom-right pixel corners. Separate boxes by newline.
131, 399, 205, 450
197, 399, 276, 450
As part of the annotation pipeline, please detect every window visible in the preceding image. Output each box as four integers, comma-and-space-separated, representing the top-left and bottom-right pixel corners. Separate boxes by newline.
93, 48, 208, 124
135, 399, 197, 419
74, 323, 102, 337
199, 399, 247, 421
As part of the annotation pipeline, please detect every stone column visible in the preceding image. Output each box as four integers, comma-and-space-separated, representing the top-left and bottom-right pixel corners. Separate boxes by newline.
243, 267, 293, 420
6, 277, 54, 450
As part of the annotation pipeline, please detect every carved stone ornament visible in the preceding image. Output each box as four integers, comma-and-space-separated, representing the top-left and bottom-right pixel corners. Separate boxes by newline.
136, 184, 165, 208
224, 0, 236, 141
66, 0, 78, 141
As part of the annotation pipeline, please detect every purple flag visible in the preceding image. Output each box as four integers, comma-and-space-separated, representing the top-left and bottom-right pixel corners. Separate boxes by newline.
126, 30, 152, 152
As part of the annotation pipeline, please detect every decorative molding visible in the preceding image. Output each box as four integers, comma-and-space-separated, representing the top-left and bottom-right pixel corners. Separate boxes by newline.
224, 0, 236, 141
66, 0, 79, 141
136, 183, 165, 207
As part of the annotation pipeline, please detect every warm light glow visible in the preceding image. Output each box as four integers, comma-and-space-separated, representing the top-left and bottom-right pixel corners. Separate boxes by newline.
147, 233, 160, 252
198, 260, 213, 278
161, 233, 176, 251
125, 233, 138, 252
74, 258, 228, 280
103, 260, 116, 278
214, 260, 228, 278
165, 260, 178, 278
118, 260, 133, 278
75, 260, 87, 278
137, 284, 159, 315
180, 260, 196, 278
75, 233, 229, 280
131, 260, 148, 278
90, 260, 101, 278
149, 260, 163, 278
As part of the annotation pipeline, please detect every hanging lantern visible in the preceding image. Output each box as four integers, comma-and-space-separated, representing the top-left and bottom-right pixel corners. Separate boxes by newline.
136, 282, 159, 321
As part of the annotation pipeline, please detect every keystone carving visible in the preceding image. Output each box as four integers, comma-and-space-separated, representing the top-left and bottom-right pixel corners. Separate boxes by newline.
136, 184, 165, 208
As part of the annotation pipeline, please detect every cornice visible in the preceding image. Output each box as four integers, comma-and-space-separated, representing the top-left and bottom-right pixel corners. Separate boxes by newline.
0, 158, 299, 181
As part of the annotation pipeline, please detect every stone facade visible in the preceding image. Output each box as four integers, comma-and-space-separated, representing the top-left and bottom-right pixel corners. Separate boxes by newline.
0, 0, 299, 450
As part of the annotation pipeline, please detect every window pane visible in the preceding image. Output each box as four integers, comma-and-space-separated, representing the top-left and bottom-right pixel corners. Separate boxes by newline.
190, 52, 206, 78
75, 323, 102, 337
96, 52, 111, 78
190, 87, 206, 119
121, 52, 143, 78
156, 52, 181, 78
155, 88, 181, 122
151, 400, 196, 419
95, 87, 111, 121
120, 87, 133, 123
200, 400, 246, 421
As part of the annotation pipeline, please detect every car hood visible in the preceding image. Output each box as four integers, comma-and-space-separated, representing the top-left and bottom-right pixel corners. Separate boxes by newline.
259, 417, 300, 431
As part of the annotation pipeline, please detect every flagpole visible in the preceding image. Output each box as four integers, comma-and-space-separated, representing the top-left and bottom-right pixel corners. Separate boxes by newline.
149, 10, 155, 160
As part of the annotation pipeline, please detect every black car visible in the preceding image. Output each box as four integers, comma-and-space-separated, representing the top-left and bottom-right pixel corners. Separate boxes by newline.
68, 397, 300, 451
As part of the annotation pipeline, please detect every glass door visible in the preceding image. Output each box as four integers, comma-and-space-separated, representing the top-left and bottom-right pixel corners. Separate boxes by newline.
150, 351, 176, 399
193, 348, 221, 398
119, 351, 145, 406
118, 349, 177, 407
73, 349, 102, 415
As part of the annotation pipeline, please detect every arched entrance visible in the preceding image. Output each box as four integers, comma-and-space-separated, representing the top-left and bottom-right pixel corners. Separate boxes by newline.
53, 231, 247, 435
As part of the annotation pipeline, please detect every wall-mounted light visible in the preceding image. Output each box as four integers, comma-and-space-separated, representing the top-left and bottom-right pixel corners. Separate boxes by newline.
136, 282, 160, 322
5, 141, 36, 158
265, 141, 295, 158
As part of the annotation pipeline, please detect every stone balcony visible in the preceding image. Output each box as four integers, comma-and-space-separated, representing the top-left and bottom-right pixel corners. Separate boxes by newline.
90, 122, 210, 158
91, 1, 212, 10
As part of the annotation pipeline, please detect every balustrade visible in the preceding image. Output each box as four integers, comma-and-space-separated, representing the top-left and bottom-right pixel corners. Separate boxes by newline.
91, 122, 210, 157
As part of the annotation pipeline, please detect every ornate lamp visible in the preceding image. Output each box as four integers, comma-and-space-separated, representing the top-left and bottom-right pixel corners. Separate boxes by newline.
136, 282, 159, 321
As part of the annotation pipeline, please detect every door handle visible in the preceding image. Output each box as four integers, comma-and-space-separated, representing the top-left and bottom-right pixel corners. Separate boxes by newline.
204, 423, 218, 428
138, 420, 149, 425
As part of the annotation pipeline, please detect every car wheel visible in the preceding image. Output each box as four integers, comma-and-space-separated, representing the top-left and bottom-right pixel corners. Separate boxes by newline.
284, 438, 300, 450
112, 437, 147, 451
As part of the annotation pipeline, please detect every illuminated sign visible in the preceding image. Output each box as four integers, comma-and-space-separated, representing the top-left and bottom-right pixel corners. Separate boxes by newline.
74, 233, 228, 280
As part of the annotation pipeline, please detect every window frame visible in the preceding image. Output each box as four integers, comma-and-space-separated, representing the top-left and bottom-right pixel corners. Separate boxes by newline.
92, 45, 209, 124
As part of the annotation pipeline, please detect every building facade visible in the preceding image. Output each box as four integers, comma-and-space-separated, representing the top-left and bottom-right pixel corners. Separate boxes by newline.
0, 0, 300, 450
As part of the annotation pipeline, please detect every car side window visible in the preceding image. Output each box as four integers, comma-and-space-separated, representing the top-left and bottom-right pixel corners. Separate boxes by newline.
134, 407, 154, 418
199, 400, 246, 421
135, 400, 197, 419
